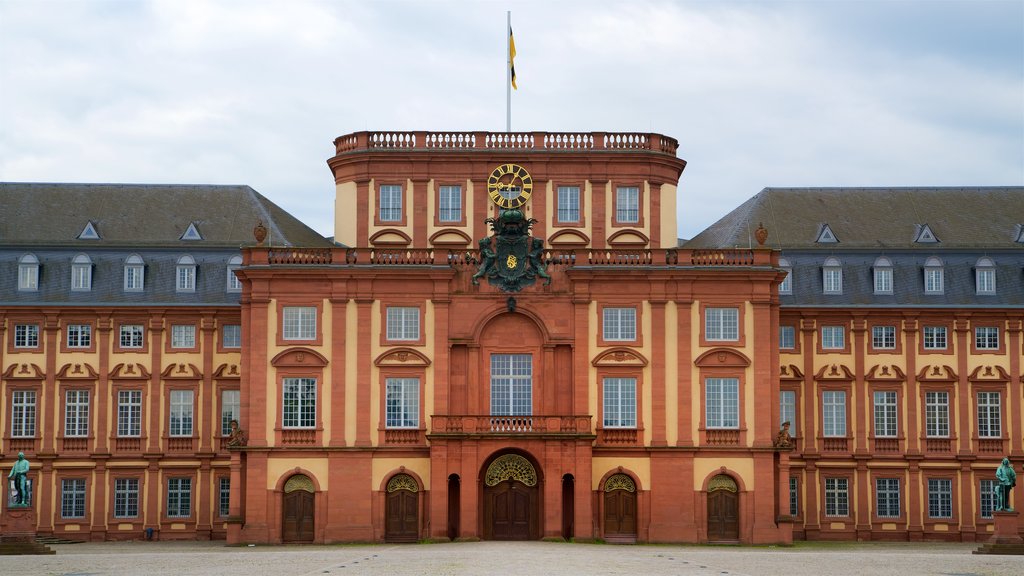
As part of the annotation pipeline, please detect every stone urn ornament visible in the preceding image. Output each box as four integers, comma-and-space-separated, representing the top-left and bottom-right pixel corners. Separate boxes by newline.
755, 222, 768, 246
253, 220, 267, 246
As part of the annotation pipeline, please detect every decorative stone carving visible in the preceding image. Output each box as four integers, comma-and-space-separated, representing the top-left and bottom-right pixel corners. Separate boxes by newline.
605, 474, 636, 493
284, 475, 314, 494
708, 474, 738, 493
484, 454, 537, 487
386, 474, 419, 493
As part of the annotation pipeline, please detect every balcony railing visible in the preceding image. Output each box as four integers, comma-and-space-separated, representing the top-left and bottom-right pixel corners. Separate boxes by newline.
977, 438, 1005, 454
925, 438, 952, 453
822, 437, 849, 452
334, 131, 679, 156
167, 437, 195, 452
873, 438, 900, 453
7, 438, 36, 454
384, 429, 425, 445
61, 437, 89, 453
598, 428, 639, 445
114, 437, 142, 452
705, 429, 740, 447
281, 429, 317, 445
431, 415, 592, 436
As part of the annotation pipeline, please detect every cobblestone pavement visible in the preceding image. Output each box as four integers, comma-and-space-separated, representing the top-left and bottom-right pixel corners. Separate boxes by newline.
3, 540, 1023, 576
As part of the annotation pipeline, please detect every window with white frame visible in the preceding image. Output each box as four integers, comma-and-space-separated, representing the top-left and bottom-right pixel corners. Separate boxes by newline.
789, 477, 799, 516
220, 390, 240, 435
928, 478, 952, 518
169, 390, 194, 437
822, 390, 846, 437
977, 391, 1001, 438
386, 306, 420, 341
12, 390, 37, 438
166, 477, 191, 518
282, 377, 317, 428
872, 325, 896, 350
780, 390, 797, 436
114, 478, 139, 518
120, 324, 144, 349
603, 377, 637, 428
61, 478, 86, 518
779, 326, 795, 350
18, 254, 39, 291
282, 306, 317, 340
705, 377, 739, 429
821, 325, 845, 349
923, 326, 947, 350
705, 307, 739, 341
924, 257, 944, 294
176, 255, 196, 292
14, 324, 39, 348
975, 257, 995, 294
65, 390, 90, 437
438, 185, 462, 222
778, 258, 792, 294
226, 255, 243, 292
825, 477, 849, 516
557, 186, 580, 223
124, 254, 144, 292
615, 186, 639, 223
117, 390, 142, 437
222, 324, 241, 348
873, 391, 897, 437
71, 254, 92, 291
873, 257, 893, 294
602, 307, 636, 341
171, 324, 195, 348
975, 326, 999, 350
66, 323, 92, 348
980, 479, 997, 519
219, 477, 231, 517
490, 354, 532, 416
925, 391, 949, 437
379, 184, 402, 221
385, 377, 420, 428
875, 478, 900, 518
822, 257, 842, 294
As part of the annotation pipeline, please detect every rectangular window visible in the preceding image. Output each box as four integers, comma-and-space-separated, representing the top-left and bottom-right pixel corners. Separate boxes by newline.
176, 265, 195, 292
603, 377, 637, 428
222, 324, 241, 348
219, 477, 231, 517
227, 265, 242, 292
823, 268, 842, 294
12, 390, 36, 438
114, 478, 139, 518
980, 479, 997, 519
825, 478, 849, 516
282, 377, 317, 428
72, 263, 91, 291
923, 326, 947, 350
874, 267, 893, 294
66, 324, 92, 348
379, 184, 402, 222
975, 327, 999, 350
120, 324, 144, 349
602, 307, 636, 341
976, 268, 995, 294
385, 377, 420, 428
977, 392, 1001, 438
490, 354, 532, 416
61, 478, 86, 518
221, 390, 240, 436
821, 325, 845, 350
872, 325, 896, 350
789, 477, 799, 516
19, 263, 39, 291
873, 391, 898, 437
282, 306, 317, 340
822, 391, 846, 437
117, 390, 142, 437
779, 326, 795, 350
557, 186, 580, 222
780, 390, 797, 436
928, 478, 953, 518
705, 377, 739, 429
14, 324, 40, 348
705, 307, 739, 341
171, 324, 195, 348
875, 478, 900, 519
924, 268, 944, 293
124, 264, 144, 291
169, 390, 194, 437
438, 185, 462, 222
925, 391, 950, 437
166, 477, 192, 518
386, 306, 420, 341
779, 269, 792, 294
65, 390, 90, 437
615, 186, 639, 223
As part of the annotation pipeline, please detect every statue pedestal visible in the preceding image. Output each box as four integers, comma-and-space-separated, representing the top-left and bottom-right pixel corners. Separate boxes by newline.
0, 505, 53, 555
974, 511, 1024, 555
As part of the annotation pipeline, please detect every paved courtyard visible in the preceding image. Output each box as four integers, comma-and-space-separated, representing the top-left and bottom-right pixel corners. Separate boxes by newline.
3, 540, 1023, 576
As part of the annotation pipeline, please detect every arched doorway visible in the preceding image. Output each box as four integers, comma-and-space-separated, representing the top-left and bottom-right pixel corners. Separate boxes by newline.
603, 473, 637, 543
385, 474, 420, 543
707, 474, 739, 542
282, 474, 315, 542
483, 453, 539, 540
447, 474, 461, 541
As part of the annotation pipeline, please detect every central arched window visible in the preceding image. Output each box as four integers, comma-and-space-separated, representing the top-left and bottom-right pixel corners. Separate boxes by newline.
975, 257, 996, 294
872, 256, 893, 295
176, 255, 196, 292
18, 254, 39, 291
71, 254, 92, 291
923, 256, 944, 294
124, 254, 144, 292
822, 256, 842, 294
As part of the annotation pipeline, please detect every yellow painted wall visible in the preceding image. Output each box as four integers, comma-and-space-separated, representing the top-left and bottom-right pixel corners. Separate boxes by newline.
660, 183, 678, 247
372, 458, 431, 491
592, 457, 650, 490
345, 299, 359, 445
664, 301, 679, 446
334, 181, 358, 246
693, 457, 755, 490
268, 457, 329, 490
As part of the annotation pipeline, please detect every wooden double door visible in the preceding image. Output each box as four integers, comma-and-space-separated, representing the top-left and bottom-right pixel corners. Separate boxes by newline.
484, 480, 538, 540
707, 489, 739, 541
282, 490, 315, 542
603, 488, 637, 543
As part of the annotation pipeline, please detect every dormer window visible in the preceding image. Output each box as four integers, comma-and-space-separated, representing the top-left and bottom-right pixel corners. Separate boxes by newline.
18, 254, 39, 291
180, 222, 203, 241
226, 255, 242, 292
1015, 224, 1024, 243
71, 254, 92, 291
778, 257, 792, 294
975, 257, 996, 294
176, 255, 196, 292
78, 221, 100, 240
914, 224, 939, 243
924, 256, 944, 294
873, 256, 893, 295
815, 224, 838, 244
822, 256, 842, 294
124, 254, 145, 292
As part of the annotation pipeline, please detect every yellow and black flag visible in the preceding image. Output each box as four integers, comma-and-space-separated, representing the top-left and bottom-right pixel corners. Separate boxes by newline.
509, 25, 517, 90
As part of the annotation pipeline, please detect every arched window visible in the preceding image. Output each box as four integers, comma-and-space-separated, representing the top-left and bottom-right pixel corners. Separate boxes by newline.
873, 256, 893, 295
18, 254, 39, 291
778, 257, 792, 294
71, 254, 92, 291
124, 254, 145, 292
923, 256, 943, 294
822, 256, 842, 294
226, 255, 242, 292
975, 257, 996, 295
176, 255, 196, 292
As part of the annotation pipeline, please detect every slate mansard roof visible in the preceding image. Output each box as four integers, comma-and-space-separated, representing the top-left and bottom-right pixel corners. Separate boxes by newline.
1, 183, 332, 306
686, 187, 1024, 308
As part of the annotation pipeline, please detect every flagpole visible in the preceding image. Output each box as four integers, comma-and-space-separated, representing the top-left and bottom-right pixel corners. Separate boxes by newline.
506, 11, 511, 133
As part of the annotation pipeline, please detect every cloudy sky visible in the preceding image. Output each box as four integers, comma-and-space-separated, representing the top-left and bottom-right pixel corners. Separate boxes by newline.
1, 0, 1021, 241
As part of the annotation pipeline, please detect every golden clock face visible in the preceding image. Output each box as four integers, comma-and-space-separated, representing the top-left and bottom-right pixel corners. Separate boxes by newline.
486, 163, 533, 209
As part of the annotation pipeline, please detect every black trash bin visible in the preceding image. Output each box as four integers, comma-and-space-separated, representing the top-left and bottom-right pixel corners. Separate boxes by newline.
145, 527, 154, 541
